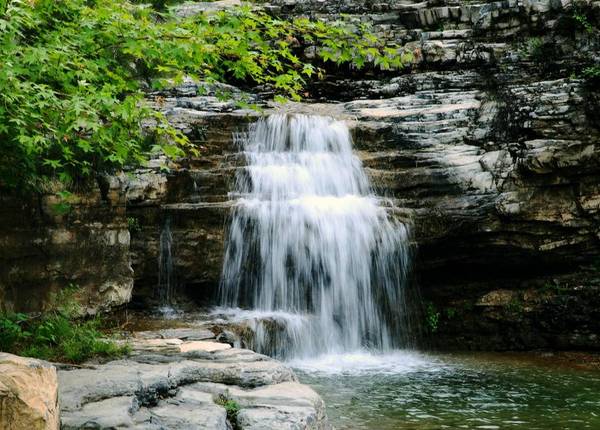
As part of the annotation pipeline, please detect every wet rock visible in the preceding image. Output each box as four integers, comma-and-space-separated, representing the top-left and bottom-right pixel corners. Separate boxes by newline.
217, 330, 240, 346
117, 171, 168, 206
0, 180, 133, 314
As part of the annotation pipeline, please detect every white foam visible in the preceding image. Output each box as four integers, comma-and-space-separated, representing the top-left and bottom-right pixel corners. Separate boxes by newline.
157, 305, 183, 320
289, 350, 441, 376
210, 307, 309, 327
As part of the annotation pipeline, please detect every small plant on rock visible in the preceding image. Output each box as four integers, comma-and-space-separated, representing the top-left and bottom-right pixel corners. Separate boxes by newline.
216, 394, 241, 429
425, 302, 441, 333
127, 216, 142, 233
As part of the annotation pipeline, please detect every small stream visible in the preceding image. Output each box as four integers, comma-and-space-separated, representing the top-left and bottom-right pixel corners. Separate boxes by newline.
292, 351, 600, 429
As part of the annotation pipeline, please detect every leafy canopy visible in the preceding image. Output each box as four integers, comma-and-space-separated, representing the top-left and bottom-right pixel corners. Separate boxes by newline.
0, 0, 411, 191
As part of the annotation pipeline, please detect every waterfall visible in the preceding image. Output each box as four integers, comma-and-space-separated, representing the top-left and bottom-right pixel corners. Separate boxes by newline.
158, 217, 175, 306
218, 114, 412, 359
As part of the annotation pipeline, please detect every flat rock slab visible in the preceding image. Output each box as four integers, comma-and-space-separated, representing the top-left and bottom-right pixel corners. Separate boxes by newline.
59, 337, 328, 429
180, 340, 231, 353
127, 338, 229, 354
134, 327, 216, 341
183, 381, 330, 430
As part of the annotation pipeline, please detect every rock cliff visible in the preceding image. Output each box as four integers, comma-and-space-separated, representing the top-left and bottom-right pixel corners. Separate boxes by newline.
1, 0, 599, 349
129, 0, 600, 348
0, 179, 133, 314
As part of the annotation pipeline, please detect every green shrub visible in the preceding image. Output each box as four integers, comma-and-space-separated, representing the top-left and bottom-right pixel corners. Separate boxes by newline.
0, 286, 129, 363
216, 394, 241, 429
445, 307, 457, 319
583, 65, 600, 80
127, 216, 142, 233
0, 0, 409, 191
573, 8, 594, 34
425, 302, 440, 333
505, 298, 524, 314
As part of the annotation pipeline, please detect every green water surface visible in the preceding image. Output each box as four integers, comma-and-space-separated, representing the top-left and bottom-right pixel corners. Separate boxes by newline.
294, 351, 600, 430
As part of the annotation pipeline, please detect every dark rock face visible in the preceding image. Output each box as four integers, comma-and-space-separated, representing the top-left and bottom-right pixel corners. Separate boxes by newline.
425, 269, 600, 350
0, 179, 133, 313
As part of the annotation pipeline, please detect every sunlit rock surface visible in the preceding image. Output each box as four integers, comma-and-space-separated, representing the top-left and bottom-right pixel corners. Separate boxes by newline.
59, 331, 329, 430
0, 353, 59, 430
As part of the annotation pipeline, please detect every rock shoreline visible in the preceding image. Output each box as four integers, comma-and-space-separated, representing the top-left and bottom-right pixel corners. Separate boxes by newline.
59, 328, 330, 430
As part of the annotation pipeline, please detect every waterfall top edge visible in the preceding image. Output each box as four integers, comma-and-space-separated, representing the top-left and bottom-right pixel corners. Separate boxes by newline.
239, 113, 353, 154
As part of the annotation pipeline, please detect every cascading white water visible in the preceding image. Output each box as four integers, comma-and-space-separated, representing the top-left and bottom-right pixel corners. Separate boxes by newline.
218, 114, 412, 359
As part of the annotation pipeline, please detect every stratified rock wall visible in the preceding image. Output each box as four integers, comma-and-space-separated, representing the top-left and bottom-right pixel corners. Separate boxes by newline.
0, 178, 133, 314
1, 0, 598, 349
125, 0, 600, 348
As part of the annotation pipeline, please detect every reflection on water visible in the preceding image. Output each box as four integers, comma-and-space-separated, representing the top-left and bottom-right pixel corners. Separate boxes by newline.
293, 351, 600, 430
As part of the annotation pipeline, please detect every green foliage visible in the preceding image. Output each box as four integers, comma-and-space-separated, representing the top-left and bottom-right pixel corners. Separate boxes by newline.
216, 394, 241, 429
0, 286, 129, 363
445, 307, 457, 320
0, 0, 408, 191
583, 65, 600, 79
0, 312, 28, 352
127, 216, 141, 233
573, 8, 594, 34
569, 3, 599, 84
540, 281, 570, 296
50, 190, 73, 216
424, 302, 440, 333
524, 37, 549, 63
505, 297, 524, 314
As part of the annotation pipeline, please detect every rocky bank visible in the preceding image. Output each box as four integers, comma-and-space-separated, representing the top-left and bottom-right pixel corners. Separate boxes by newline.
58, 328, 328, 430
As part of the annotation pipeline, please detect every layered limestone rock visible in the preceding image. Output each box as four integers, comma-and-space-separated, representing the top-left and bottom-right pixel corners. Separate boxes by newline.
0, 353, 59, 430
125, 0, 599, 348
59, 330, 329, 429
0, 178, 133, 314
0, 0, 598, 350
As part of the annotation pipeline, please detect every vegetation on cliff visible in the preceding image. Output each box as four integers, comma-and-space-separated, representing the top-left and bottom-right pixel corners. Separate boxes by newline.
0, 287, 128, 363
0, 0, 409, 192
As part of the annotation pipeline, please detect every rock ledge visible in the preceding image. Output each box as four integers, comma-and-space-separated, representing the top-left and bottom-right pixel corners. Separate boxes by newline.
59, 330, 329, 429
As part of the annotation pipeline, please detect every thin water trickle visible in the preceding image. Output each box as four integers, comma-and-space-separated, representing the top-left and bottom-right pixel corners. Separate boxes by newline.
218, 114, 412, 359
158, 217, 174, 306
